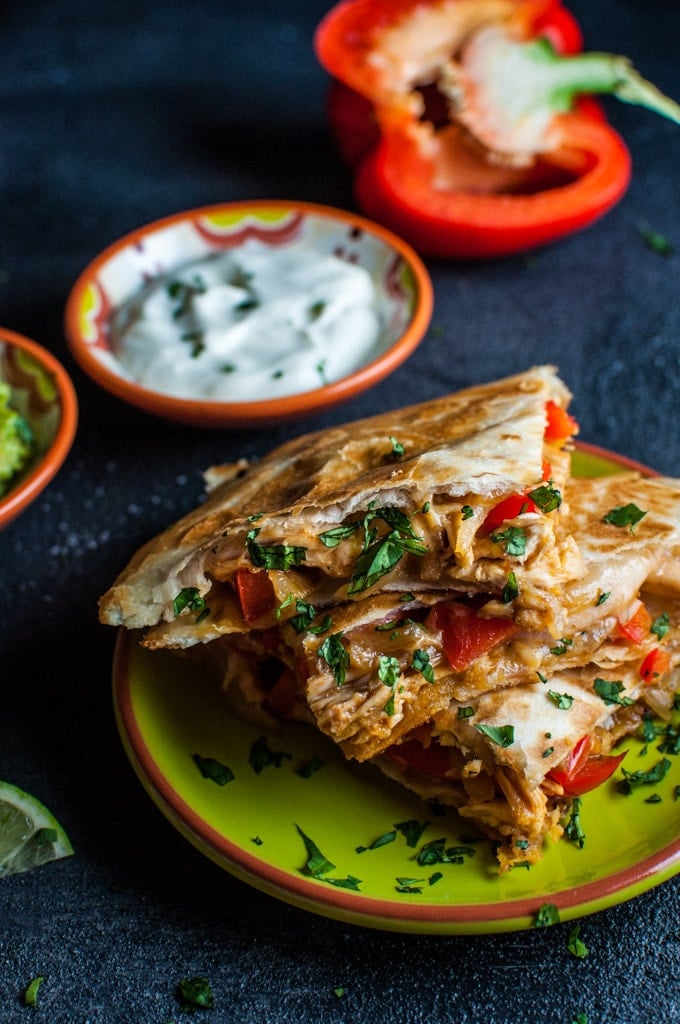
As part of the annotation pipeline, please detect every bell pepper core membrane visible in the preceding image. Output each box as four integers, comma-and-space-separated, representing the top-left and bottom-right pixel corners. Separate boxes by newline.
315, 0, 680, 258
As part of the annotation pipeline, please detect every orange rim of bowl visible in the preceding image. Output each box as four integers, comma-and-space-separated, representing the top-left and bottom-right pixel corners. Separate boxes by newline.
63, 200, 434, 427
0, 328, 78, 528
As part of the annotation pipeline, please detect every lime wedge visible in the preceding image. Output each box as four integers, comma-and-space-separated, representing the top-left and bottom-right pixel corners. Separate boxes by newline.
0, 780, 73, 877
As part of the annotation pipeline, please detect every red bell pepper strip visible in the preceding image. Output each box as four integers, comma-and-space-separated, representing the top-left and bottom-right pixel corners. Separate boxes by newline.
548, 734, 627, 796
639, 646, 671, 683
315, 0, 680, 259
234, 568, 277, 625
384, 737, 453, 779
480, 493, 539, 535
614, 601, 652, 645
426, 601, 517, 672
544, 399, 578, 443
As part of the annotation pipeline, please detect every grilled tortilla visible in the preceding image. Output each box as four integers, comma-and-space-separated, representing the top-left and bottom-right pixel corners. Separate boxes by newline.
99, 367, 680, 870
99, 365, 579, 641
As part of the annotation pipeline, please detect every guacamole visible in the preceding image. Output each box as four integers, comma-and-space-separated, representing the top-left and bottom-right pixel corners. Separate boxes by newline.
0, 380, 35, 496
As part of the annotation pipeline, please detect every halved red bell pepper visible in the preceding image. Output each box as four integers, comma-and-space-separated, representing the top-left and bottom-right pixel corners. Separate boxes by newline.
426, 601, 517, 672
315, 0, 680, 259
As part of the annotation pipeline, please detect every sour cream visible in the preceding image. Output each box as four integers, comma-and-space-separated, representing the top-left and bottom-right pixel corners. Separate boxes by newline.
108, 240, 384, 401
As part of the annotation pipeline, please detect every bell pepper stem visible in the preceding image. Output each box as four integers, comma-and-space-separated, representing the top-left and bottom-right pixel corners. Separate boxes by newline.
522, 37, 680, 124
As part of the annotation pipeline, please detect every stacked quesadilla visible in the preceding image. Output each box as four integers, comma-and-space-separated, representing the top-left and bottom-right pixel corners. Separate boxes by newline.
100, 367, 680, 869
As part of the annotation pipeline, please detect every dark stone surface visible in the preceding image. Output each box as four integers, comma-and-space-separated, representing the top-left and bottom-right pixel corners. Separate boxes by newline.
1, 1, 678, 1021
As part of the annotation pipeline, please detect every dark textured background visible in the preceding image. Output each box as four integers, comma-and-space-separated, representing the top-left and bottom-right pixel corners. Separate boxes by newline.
1, 1, 679, 1021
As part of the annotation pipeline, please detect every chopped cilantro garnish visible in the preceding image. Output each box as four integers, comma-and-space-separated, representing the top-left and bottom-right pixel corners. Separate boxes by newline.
528, 481, 562, 513
550, 637, 573, 656
318, 522, 361, 548
537, 671, 549, 684
246, 528, 306, 570
461, 505, 474, 520
297, 756, 324, 779
593, 678, 634, 707
325, 875, 362, 890
192, 753, 234, 786
502, 570, 519, 603
645, 793, 662, 804
177, 977, 215, 1011
490, 525, 527, 556
547, 690, 574, 710
617, 758, 671, 794
415, 838, 476, 865
288, 600, 331, 635
651, 611, 670, 640
379, 654, 401, 715
596, 591, 611, 606
567, 924, 590, 959
356, 830, 397, 853
457, 705, 474, 719
637, 224, 673, 256
317, 632, 350, 686
348, 528, 428, 595
564, 796, 586, 849
395, 819, 429, 848
249, 736, 292, 774
475, 723, 514, 747
296, 824, 335, 876
395, 877, 424, 893
602, 503, 647, 533
411, 649, 435, 683
387, 436, 405, 459
172, 587, 209, 619
429, 871, 444, 886
308, 299, 326, 320
534, 902, 560, 927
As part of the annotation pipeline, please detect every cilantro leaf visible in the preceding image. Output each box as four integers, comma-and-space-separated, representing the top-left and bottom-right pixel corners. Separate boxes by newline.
411, 649, 435, 683
249, 736, 292, 774
177, 977, 215, 1010
593, 678, 634, 707
246, 528, 307, 570
534, 902, 560, 927
490, 526, 527, 556
317, 632, 350, 686
567, 924, 590, 959
564, 796, 586, 849
172, 587, 209, 620
547, 690, 574, 710
475, 723, 515, 746
602, 503, 647, 533
502, 570, 519, 604
617, 758, 671, 794
394, 819, 429, 848
296, 824, 335, 876
192, 753, 234, 786
651, 611, 670, 640
527, 481, 562, 513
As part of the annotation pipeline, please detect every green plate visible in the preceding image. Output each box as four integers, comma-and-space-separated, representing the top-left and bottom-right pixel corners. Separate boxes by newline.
112, 445, 680, 933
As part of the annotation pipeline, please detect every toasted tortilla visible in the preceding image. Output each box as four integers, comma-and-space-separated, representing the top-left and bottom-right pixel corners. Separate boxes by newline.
100, 365, 576, 636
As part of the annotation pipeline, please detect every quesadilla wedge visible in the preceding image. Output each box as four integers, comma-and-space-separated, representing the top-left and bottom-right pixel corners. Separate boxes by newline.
99, 365, 581, 644
99, 367, 680, 870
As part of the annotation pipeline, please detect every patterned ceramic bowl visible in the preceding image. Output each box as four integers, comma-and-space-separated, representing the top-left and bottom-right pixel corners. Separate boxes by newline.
64, 200, 433, 428
0, 328, 78, 529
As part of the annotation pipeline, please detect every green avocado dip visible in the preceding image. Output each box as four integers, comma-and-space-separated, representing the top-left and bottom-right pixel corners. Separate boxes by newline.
0, 380, 35, 496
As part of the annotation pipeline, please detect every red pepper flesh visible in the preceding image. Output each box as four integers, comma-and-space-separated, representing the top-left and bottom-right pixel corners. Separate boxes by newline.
426, 601, 517, 672
314, 0, 678, 258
